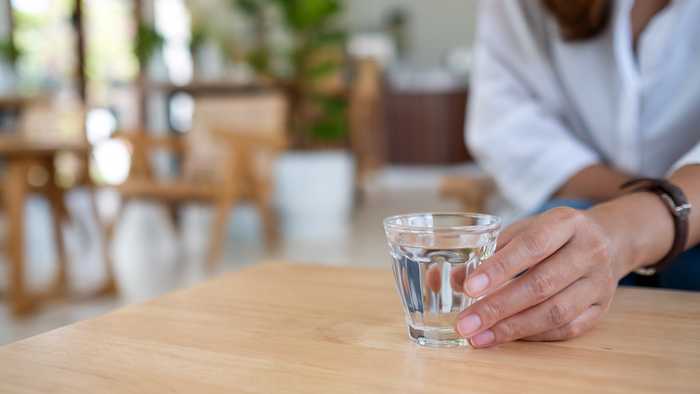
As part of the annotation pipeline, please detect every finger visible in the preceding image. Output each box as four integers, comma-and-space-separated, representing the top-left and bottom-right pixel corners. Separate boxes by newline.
522, 304, 604, 342
456, 241, 593, 338
468, 278, 597, 348
459, 217, 534, 295
426, 264, 442, 293
494, 217, 533, 252
450, 265, 465, 293
464, 207, 582, 298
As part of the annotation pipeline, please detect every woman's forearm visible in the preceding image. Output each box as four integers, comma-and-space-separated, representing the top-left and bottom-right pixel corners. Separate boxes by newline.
588, 164, 700, 278
555, 164, 633, 202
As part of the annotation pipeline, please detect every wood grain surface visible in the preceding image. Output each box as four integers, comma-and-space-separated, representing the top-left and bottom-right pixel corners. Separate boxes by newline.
0, 135, 87, 156
0, 262, 698, 393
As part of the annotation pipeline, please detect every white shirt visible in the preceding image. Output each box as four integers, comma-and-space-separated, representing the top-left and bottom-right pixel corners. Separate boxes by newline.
467, 0, 700, 212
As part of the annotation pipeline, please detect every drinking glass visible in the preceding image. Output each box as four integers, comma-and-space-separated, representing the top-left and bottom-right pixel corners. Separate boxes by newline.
384, 212, 501, 347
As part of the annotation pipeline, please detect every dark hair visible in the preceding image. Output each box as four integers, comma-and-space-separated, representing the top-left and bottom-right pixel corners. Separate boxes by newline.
542, 0, 611, 41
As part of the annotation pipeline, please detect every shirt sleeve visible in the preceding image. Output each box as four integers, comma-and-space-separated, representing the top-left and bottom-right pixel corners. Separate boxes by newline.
466, 1, 600, 212
670, 142, 700, 173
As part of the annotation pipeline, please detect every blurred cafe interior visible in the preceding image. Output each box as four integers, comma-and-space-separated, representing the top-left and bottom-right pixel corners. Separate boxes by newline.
0, 0, 490, 343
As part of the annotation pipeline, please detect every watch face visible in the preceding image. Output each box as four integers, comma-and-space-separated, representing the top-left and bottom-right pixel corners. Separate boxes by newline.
660, 194, 677, 214
623, 178, 689, 274
675, 203, 692, 218
635, 267, 657, 276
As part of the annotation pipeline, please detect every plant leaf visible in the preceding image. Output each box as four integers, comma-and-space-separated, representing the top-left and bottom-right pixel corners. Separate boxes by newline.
310, 96, 348, 140
276, 0, 342, 31
310, 115, 347, 140
304, 60, 340, 80
309, 31, 347, 49
134, 23, 164, 66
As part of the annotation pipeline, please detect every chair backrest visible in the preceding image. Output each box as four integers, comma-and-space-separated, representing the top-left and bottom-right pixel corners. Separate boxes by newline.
184, 91, 288, 183
349, 58, 385, 181
19, 98, 86, 143
192, 92, 287, 139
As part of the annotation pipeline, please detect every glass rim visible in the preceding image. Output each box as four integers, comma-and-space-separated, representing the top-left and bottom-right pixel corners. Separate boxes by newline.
383, 212, 501, 234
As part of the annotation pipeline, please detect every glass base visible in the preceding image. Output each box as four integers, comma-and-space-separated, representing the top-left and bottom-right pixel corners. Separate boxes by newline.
407, 324, 470, 348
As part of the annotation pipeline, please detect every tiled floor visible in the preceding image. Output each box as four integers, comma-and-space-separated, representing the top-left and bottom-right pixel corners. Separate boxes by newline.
0, 166, 474, 345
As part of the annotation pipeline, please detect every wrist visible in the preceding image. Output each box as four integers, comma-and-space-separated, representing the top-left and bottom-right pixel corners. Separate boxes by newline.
587, 192, 674, 279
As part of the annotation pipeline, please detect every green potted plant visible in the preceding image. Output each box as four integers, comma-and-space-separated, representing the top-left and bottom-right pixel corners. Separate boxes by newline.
235, 0, 355, 239
239, 0, 348, 147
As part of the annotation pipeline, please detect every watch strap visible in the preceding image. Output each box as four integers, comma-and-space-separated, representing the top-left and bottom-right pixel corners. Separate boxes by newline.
620, 178, 691, 275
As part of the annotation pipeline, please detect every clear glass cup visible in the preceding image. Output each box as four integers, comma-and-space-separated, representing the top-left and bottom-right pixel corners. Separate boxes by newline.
384, 212, 501, 347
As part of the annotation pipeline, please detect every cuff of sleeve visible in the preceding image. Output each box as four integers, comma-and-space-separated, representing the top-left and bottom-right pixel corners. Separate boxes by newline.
496, 147, 599, 213
669, 144, 700, 175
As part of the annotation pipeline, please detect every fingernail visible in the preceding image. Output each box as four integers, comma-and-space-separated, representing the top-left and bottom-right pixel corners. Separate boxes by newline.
467, 274, 489, 295
457, 314, 482, 337
470, 330, 495, 347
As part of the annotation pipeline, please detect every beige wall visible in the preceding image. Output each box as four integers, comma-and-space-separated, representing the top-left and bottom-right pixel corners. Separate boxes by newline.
343, 0, 477, 67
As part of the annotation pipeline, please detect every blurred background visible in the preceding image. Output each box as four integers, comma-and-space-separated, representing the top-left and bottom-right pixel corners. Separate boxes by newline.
0, 0, 502, 343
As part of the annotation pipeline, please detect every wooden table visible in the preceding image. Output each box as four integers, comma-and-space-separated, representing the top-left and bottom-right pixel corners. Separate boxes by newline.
0, 263, 698, 393
0, 95, 46, 119
0, 136, 114, 315
0, 95, 43, 110
0, 95, 39, 131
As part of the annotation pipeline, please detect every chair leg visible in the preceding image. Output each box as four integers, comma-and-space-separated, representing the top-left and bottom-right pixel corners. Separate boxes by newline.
46, 178, 69, 297
103, 196, 127, 274
5, 160, 36, 315
165, 202, 180, 232
207, 199, 232, 268
256, 198, 278, 247
88, 189, 118, 296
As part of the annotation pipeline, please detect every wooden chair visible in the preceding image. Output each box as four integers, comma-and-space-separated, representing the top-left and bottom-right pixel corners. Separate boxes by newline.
439, 175, 495, 213
349, 58, 385, 196
108, 91, 287, 266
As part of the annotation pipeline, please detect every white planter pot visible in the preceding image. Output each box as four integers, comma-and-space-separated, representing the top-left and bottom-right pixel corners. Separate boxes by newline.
275, 151, 355, 240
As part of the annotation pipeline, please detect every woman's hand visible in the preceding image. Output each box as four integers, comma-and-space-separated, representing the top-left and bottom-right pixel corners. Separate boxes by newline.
454, 166, 698, 348
454, 207, 622, 347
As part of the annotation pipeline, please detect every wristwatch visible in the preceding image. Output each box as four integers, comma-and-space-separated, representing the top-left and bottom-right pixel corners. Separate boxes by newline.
621, 178, 692, 276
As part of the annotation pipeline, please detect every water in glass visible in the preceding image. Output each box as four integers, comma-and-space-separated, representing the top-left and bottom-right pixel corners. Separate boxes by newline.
385, 213, 499, 347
